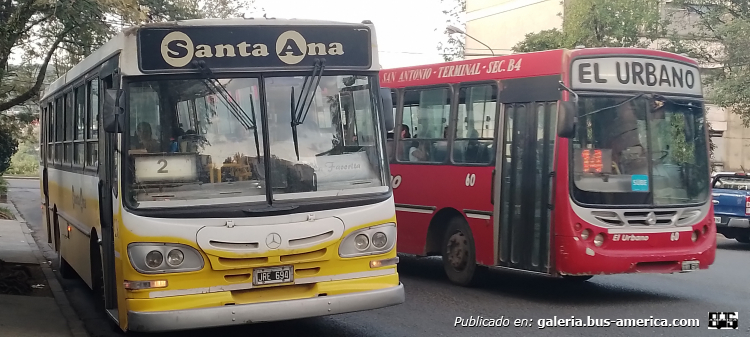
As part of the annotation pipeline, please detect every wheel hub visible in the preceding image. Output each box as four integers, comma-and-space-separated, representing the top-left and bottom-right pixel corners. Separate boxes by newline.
447, 231, 468, 270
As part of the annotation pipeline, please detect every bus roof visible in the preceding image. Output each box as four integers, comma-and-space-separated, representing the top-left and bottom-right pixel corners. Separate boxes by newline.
380, 47, 699, 89
41, 18, 378, 101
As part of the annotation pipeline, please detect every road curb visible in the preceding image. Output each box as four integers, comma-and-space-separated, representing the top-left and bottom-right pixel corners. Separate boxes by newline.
7, 200, 90, 337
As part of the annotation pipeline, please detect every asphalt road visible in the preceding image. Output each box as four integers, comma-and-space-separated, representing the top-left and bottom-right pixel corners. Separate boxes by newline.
6, 178, 750, 337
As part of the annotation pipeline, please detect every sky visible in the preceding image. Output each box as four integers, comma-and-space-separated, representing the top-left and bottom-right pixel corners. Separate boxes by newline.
251, 0, 449, 68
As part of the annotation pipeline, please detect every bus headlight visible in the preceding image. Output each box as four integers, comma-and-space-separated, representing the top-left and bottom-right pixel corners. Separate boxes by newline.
145, 251, 164, 269
372, 232, 388, 249
128, 243, 204, 274
166, 249, 185, 267
339, 223, 396, 258
593, 233, 605, 247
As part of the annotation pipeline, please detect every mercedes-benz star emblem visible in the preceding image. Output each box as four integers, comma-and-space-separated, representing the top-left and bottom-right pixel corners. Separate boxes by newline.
266, 233, 282, 249
645, 212, 657, 226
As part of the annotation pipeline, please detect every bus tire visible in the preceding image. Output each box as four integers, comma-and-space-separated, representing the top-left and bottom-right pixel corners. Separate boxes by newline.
90, 239, 105, 311
441, 217, 479, 286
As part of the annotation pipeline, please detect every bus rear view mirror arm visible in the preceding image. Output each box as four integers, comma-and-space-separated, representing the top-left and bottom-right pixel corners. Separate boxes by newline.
557, 81, 579, 139
103, 88, 124, 134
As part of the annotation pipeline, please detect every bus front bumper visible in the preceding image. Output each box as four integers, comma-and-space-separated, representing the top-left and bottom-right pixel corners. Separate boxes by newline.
127, 283, 404, 332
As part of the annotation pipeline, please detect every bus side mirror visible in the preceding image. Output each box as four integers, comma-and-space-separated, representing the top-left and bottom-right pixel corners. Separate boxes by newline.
102, 89, 124, 134
380, 87, 394, 132
557, 101, 577, 138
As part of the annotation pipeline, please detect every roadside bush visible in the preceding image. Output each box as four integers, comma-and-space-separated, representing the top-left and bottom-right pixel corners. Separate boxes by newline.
0, 126, 18, 174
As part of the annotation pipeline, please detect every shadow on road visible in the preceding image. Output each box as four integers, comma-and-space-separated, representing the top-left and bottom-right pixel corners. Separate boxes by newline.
716, 240, 750, 251
396, 254, 683, 306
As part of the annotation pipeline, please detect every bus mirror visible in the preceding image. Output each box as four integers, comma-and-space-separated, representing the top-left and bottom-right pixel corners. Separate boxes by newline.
557, 101, 577, 138
102, 89, 123, 134
380, 87, 395, 132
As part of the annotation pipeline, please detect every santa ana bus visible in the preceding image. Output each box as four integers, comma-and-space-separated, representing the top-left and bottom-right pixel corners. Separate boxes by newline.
39, 18, 403, 332
381, 48, 715, 286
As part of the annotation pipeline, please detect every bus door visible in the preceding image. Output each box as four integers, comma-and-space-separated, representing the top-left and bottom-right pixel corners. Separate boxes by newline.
42, 104, 52, 245
98, 58, 120, 320
494, 100, 557, 273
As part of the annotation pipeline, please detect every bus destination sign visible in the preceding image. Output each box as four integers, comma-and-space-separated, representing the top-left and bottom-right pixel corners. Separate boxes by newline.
570, 57, 702, 96
138, 25, 372, 73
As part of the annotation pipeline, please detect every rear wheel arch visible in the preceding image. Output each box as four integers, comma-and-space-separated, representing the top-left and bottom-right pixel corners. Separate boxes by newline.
425, 207, 465, 256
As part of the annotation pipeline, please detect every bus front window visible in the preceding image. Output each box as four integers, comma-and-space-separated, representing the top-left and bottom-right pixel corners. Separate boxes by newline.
263, 75, 386, 199
571, 96, 709, 207
126, 78, 267, 207
125, 75, 387, 208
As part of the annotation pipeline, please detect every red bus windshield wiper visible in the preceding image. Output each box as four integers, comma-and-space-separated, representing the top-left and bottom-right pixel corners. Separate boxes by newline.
290, 58, 326, 160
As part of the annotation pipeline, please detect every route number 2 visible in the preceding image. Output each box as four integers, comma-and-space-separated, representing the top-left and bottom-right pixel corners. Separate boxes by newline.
157, 159, 169, 173
465, 173, 476, 187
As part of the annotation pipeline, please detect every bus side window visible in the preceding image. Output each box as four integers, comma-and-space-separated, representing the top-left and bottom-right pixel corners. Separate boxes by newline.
453, 84, 496, 165
400, 87, 450, 163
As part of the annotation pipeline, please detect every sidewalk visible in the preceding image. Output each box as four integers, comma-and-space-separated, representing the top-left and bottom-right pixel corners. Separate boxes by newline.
0, 201, 88, 337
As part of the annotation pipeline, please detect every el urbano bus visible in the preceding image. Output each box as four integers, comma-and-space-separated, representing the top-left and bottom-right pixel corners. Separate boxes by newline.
381, 48, 715, 286
39, 18, 403, 332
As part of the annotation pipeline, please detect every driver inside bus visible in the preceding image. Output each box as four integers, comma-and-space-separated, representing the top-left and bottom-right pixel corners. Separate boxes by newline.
608, 101, 648, 175
133, 122, 160, 153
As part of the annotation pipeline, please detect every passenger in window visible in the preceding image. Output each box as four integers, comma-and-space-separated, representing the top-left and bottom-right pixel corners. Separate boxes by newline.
409, 141, 428, 161
400, 124, 411, 139
133, 122, 160, 152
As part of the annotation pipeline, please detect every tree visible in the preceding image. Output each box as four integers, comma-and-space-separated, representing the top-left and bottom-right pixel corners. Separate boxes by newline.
512, 29, 565, 53
436, 0, 466, 61
0, 124, 17, 174
512, 0, 665, 53
667, 1, 750, 126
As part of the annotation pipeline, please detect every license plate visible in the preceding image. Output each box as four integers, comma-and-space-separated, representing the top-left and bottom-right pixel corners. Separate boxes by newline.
681, 260, 699, 271
253, 265, 293, 286
714, 216, 721, 224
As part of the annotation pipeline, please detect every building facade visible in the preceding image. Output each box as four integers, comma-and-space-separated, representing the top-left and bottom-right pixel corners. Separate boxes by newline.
464, 0, 750, 172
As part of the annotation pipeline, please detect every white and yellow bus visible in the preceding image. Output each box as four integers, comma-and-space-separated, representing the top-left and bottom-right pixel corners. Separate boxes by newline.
39, 18, 403, 333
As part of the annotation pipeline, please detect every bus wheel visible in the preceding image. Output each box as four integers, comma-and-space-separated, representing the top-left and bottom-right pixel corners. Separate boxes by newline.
441, 217, 478, 286
90, 242, 105, 311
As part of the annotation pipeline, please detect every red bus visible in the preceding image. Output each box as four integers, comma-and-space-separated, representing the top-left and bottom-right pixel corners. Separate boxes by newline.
381, 48, 716, 285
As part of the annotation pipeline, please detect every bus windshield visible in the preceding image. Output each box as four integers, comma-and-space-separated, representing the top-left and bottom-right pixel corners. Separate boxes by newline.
570, 96, 710, 207
124, 75, 386, 208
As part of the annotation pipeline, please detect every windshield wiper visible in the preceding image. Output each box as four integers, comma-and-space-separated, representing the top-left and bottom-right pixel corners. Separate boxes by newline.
290, 58, 326, 160
192, 60, 261, 160
579, 93, 646, 118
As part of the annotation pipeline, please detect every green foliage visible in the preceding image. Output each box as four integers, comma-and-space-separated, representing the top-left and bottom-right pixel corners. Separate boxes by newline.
512, 0, 665, 53
0, 176, 7, 194
563, 0, 665, 48
437, 0, 466, 61
512, 29, 565, 53
6, 128, 39, 176
660, 1, 750, 125
0, 125, 18, 174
